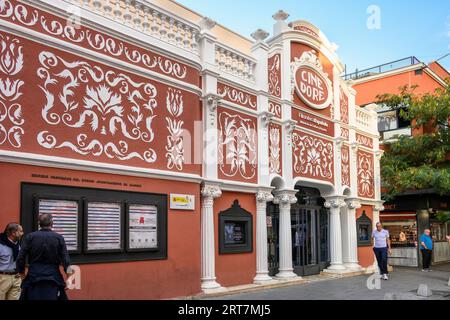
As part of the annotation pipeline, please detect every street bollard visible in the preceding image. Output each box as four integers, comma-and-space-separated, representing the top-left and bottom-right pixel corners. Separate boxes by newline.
417, 284, 432, 297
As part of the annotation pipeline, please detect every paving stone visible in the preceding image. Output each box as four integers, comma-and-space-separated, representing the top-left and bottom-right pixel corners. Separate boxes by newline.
202, 263, 450, 300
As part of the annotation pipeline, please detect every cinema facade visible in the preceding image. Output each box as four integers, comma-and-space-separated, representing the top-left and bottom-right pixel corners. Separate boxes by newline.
0, 0, 383, 299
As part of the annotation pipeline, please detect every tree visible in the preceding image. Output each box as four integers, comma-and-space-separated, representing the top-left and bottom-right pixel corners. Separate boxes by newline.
377, 78, 450, 201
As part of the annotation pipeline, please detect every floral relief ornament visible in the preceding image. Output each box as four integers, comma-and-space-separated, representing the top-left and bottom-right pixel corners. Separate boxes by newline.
165, 88, 185, 171
0, 34, 24, 148
36, 51, 158, 163
218, 111, 257, 180
269, 125, 281, 175
268, 54, 281, 97
358, 152, 375, 198
292, 133, 333, 181
341, 145, 350, 187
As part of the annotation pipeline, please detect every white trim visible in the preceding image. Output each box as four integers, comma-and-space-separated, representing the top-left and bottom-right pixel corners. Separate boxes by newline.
0, 150, 204, 184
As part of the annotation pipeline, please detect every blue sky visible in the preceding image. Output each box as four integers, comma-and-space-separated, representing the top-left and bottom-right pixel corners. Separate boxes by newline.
177, 0, 450, 73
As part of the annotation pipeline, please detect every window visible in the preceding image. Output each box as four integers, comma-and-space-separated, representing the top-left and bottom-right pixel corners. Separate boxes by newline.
218, 200, 253, 254
384, 220, 417, 248
21, 183, 167, 264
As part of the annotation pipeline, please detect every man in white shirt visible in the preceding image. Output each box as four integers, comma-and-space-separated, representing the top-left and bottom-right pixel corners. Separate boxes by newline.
371, 222, 391, 280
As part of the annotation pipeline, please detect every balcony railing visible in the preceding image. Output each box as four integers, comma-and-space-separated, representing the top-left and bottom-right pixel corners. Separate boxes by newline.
344, 56, 421, 81
355, 107, 377, 133
65, 0, 201, 54
215, 44, 257, 82
381, 127, 412, 141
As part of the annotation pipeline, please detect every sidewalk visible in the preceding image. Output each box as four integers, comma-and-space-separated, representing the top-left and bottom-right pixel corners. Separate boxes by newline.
199, 264, 450, 300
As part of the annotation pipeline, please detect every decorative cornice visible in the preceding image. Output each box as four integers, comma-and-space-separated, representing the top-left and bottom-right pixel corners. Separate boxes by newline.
259, 111, 275, 129
283, 119, 297, 135
203, 93, 222, 112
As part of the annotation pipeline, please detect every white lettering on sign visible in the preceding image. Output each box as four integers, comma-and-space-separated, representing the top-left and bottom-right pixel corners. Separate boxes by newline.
300, 70, 325, 102
294, 65, 332, 110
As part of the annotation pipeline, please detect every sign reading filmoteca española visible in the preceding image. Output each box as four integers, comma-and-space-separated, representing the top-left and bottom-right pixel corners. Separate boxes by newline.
292, 50, 333, 110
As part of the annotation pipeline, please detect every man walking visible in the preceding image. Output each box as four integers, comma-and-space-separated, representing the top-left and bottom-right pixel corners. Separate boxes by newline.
419, 229, 433, 272
0, 223, 24, 300
372, 222, 391, 280
16, 213, 71, 300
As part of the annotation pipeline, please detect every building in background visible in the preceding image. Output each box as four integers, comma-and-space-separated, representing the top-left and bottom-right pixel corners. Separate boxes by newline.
0, 0, 381, 299
347, 57, 450, 267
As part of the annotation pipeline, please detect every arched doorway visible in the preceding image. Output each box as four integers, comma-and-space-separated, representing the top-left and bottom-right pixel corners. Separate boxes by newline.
267, 187, 330, 276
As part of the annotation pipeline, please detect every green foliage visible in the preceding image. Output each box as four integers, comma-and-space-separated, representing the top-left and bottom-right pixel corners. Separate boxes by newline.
436, 211, 450, 222
377, 78, 450, 201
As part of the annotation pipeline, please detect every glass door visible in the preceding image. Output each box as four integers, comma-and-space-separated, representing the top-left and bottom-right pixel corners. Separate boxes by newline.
292, 205, 321, 276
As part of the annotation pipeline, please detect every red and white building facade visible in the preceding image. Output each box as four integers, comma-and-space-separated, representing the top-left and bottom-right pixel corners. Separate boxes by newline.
0, 0, 382, 299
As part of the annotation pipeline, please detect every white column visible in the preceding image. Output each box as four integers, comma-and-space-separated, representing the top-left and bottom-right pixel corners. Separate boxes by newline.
273, 190, 298, 279
344, 199, 363, 271
200, 184, 222, 290
324, 197, 347, 272
254, 190, 275, 284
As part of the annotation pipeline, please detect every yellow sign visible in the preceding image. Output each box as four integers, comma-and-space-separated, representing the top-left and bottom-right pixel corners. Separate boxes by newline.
170, 194, 195, 211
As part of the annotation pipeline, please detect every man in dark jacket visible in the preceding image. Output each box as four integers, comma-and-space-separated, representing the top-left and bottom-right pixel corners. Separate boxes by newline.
16, 213, 71, 300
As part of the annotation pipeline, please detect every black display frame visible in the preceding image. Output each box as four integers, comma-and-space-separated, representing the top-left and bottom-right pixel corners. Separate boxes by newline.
21, 183, 168, 264
356, 210, 372, 247
218, 200, 253, 254
125, 201, 161, 253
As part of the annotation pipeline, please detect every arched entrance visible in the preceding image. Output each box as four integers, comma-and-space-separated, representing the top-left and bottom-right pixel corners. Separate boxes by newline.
267, 187, 330, 276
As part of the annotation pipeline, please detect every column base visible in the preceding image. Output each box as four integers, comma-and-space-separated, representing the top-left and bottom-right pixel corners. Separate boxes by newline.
275, 269, 298, 279
323, 263, 348, 274
344, 262, 363, 271
253, 272, 276, 284
201, 278, 223, 291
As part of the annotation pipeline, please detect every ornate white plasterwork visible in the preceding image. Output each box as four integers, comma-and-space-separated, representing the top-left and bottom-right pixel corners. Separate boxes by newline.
0, 34, 24, 148
165, 88, 185, 171
218, 110, 257, 180
36, 51, 158, 163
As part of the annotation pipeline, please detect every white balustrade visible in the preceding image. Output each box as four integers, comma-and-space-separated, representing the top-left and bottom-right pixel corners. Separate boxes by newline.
215, 44, 257, 82
355, 107, 377, 134
65, 0, 201, 55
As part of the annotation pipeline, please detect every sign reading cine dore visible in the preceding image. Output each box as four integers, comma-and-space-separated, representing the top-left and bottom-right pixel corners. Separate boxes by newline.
0, 0, 382, 300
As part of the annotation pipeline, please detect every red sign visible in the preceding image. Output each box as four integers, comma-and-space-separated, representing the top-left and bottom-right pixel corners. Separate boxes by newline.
291, 108, 335, 137
295, 66, 331, 110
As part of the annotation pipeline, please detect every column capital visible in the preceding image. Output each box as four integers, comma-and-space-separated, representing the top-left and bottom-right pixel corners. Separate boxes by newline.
256, 190, 274, 203
373, 201, 385, 213
324, 197, 346, 209
201, 183, 222, 199
273, 190, 297, 206
346, 198, 362, 210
